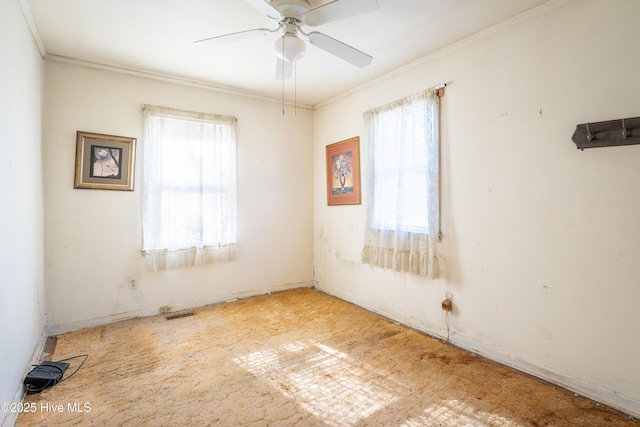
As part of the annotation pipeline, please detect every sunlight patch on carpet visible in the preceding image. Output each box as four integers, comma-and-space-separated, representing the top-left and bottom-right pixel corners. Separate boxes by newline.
234, 339, 402, 426
401, 399, 519, 427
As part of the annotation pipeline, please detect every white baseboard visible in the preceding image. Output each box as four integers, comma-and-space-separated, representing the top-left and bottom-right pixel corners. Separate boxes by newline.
450, 333, 640, 420
316, 286, 640, 421
1, 327, 48, 427
47, 281, 314, 335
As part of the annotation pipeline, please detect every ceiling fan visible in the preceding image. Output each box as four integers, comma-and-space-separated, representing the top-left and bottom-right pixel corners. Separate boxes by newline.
194, 0, 379, 80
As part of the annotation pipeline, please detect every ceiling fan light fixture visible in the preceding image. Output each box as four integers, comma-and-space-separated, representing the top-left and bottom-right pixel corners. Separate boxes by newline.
274, 33, 306, 62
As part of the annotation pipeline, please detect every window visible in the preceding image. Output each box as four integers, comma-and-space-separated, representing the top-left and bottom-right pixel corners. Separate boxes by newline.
141, 105, 237, 271
361, 89, 440, 277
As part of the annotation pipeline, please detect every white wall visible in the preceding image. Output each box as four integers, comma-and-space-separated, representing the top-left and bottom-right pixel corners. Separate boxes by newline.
0, 0, 46, 425
44, 61, 314, 332
314, 0, 640, 417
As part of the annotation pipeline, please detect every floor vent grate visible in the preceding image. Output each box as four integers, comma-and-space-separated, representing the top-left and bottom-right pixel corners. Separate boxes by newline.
165, 311, 195, 321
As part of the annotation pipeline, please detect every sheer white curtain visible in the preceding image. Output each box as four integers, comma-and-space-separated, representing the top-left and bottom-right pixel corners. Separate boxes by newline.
361, 89, 439, 277
141, 105, 238, 271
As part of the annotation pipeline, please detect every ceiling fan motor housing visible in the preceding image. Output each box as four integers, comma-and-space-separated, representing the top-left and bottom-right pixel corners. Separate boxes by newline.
270, 0, 312, 19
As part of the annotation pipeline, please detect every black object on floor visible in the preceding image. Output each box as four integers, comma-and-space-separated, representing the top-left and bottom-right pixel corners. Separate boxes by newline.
24, 361, 70, 393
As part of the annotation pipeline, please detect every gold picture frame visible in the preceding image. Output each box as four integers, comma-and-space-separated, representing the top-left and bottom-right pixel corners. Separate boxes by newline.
326, 136, 361, 205
74, 131, 136, 191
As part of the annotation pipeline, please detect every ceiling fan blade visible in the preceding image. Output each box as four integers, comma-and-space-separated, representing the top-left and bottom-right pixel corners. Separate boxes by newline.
303, 0, 378, 27
193, 28, 271, 48
244, 0, 283, 20
307, 32, 372, 68
275, 59, 293, 80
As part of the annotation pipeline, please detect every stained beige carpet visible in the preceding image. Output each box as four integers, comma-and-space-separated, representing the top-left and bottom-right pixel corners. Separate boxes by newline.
16, 288, 637, 426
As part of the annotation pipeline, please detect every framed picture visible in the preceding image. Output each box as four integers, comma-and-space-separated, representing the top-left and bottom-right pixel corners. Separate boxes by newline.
326, 136, 361, 205
74, 131, 136, 191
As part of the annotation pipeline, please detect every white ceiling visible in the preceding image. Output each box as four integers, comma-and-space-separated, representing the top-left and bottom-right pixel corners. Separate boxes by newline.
26, 0, 551, 106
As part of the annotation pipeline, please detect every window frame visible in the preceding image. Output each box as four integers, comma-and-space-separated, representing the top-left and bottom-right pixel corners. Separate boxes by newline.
140, 105, 238, 270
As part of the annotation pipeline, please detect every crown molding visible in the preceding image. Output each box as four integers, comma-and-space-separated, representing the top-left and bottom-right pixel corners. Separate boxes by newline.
45, 54, 313, 110
23, 0, 571, 110
315, 0, 573, 109
18, 0, 46, 58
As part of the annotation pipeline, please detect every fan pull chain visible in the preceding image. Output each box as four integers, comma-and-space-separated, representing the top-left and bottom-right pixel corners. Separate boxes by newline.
281, 36, 285, 116
281, 67, 285, 116
294, 61, 297, 117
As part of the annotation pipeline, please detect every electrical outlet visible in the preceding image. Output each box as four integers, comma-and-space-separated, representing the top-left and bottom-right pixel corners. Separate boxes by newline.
159, 306, 171, 315
128, 278, 138, 290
